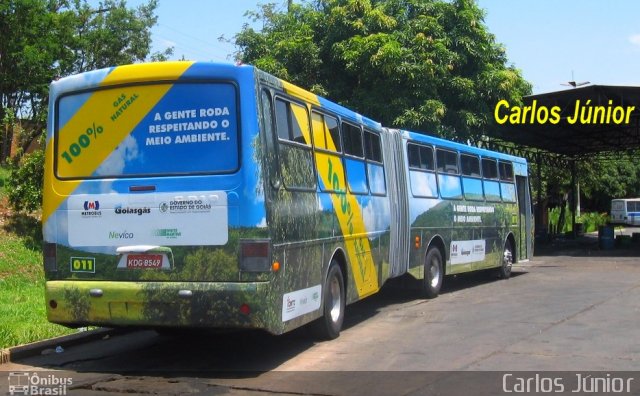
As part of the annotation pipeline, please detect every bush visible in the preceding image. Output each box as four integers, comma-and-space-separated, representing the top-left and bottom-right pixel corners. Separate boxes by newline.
548, 206, 571, 233
6, 148, 44, 213
578, 212, 609, 233
548, 206, 609, 234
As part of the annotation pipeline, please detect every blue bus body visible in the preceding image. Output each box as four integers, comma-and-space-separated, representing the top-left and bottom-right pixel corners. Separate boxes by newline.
43, 61, 533, 338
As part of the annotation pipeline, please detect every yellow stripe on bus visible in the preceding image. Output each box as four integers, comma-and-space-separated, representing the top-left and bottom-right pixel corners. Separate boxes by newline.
43, 62, 194, 223
317, 153, 379, 297
282, 81, 320, 106
285, 83, 379, 298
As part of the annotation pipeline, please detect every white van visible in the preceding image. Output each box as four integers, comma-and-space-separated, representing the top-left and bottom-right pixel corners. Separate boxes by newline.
610, 198, 640, 226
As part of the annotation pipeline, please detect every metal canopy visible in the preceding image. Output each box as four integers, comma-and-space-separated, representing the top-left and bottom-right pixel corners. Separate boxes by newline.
490, 85, 640, 158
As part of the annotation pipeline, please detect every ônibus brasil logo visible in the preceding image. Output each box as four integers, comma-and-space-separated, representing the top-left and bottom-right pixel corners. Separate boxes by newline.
7, 371, 72, 395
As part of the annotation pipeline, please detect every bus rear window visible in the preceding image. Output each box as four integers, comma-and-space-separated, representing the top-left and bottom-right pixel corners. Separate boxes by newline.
55, 82, 238, 179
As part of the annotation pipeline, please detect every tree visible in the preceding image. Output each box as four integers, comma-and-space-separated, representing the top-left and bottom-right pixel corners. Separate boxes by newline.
0, 0, 60, 161
578, 156, 640, 212
59, 0, 165, 75
1, 0, 165, 213
234, 0, 531, 142
0, 0, 166, 164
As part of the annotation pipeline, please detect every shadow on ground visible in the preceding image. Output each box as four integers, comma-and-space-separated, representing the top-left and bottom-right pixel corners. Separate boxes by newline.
535, 229, 640, 258
17, 268, 519, 377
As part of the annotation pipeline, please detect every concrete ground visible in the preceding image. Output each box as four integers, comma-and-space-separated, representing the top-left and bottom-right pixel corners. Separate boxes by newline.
1, 229, 639, 395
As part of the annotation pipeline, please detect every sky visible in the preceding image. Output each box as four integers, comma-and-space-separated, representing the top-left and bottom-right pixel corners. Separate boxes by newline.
119, 0, 640, 95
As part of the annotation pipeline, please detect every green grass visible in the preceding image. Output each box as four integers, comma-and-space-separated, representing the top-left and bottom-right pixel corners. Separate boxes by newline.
0, 165, 74, 348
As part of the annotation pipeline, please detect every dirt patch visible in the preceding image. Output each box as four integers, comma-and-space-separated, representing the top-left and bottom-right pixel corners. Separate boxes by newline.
0, 196, 11, 225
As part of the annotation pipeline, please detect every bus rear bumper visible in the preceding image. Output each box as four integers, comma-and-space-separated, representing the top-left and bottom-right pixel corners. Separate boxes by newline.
45, 280, 282, 334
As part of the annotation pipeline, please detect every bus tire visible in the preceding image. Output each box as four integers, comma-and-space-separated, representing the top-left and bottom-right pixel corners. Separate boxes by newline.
422, 248, 443, 299
312, 261, 345, 340
498, 240, 514, 279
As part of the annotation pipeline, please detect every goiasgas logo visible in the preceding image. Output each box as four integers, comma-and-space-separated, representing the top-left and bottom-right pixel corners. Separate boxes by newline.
81, 200, 101, 217
7, 371, 73, 395
114, 205, 151, 216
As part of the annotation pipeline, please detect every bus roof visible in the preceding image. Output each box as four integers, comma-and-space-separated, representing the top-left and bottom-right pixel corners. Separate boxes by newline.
50, 61, 252, 97
254, 68, 382, 131
398, 129, 527, 164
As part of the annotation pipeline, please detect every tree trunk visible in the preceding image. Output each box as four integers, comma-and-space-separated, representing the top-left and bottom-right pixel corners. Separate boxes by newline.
0, 105, 9, 164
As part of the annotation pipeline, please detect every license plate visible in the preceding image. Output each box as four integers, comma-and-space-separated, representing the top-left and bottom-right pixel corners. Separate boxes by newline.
126, 254, 163, 269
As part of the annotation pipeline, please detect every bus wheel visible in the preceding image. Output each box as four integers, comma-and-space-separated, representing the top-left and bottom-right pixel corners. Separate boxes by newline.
498, 240, 514, 279
312, 261, 345, 340
422, 248, 443, 299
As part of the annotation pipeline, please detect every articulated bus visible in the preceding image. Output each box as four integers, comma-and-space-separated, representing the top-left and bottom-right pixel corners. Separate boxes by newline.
43, 61, 533, 339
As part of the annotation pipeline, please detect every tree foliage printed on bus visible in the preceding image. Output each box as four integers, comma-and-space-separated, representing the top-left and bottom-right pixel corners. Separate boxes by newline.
43, 62, 533, 339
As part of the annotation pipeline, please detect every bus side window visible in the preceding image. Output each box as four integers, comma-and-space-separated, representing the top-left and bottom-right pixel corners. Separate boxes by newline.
461, 153, 483, 201
260, 89, 280, 188
481, 158, 501, 202
364, 130, 386, 195
275, 98, 311, 145
408, 143, 434, 171
311, 112, 327, 149
499, 160, 514, 181
342, 122, 367, 194
436, 149, 459, 174
407, 143, 437, 198
312, 111, 344, 193
461, 154, 481, 177
498, 160, 516, 202
342, 122, 364, 157
482, 158, 498, 179
274, 97, 315, 190
311, 111, 341, 152
436, 148, 462, 199
275, 99, 290, 141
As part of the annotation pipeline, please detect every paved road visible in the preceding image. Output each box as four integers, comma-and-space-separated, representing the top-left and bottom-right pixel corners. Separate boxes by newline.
2, 238, 639, 394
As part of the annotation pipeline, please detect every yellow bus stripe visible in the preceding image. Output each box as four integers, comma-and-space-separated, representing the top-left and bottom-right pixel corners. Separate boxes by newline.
43, 62, 194, 223
285, 82, 379, 297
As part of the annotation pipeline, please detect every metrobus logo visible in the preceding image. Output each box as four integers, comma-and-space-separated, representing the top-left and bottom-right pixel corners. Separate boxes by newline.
81, 200, 102, 217
83, 200, 100, 210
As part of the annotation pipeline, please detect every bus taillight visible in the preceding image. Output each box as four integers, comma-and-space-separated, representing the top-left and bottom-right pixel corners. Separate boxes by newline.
239, 239, 272, 272
239, 303, 251, 315
44, 243, 57, 272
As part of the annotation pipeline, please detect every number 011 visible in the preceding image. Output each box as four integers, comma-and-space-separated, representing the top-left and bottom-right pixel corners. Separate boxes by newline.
70, 257, 95, 273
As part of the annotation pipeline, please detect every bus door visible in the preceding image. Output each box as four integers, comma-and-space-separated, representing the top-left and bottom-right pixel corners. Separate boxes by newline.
516, 175, 533, 260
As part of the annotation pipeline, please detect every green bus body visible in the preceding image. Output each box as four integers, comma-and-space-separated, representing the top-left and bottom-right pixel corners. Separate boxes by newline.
42, 62, 533, 337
